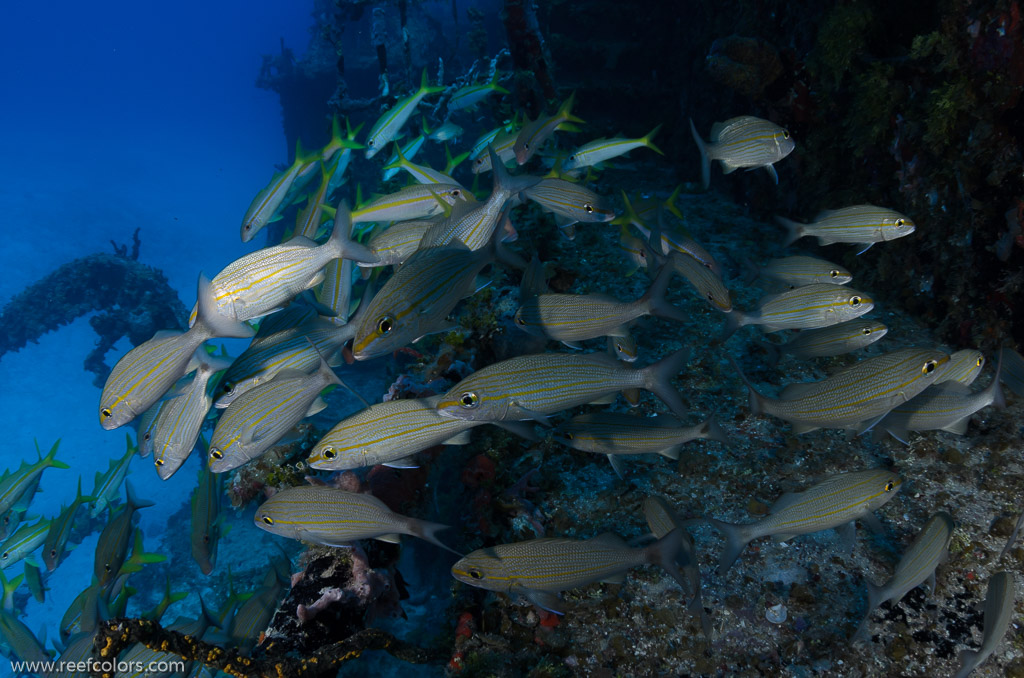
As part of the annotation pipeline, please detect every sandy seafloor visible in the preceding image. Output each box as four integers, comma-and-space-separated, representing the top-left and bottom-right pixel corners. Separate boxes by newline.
1, 4, 1023, 678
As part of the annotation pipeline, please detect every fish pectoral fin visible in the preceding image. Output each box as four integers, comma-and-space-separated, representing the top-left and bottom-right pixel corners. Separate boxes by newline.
940, 417, 970, 435
764, 164, 779, 184
523, 589, 565, 615
305, 397, 329, 417
607, 454, 626, 480
859, 513, 885, 534
600, 572, 627, 586
383, 456, 420, 469
854, 242, 875, 255
622, 388, 641, 406
376, 533, 402, 544
836, 521, 857, 551
304, 270, 327, 291
442, 431, 473, 446
508, 402, 552, 427
926, 571, 936, 595
561, 341, 585, 350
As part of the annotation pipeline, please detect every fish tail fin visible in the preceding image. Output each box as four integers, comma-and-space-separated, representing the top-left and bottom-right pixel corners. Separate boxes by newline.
327, 201, 380, 264
420, 116, 432, 137
851, 581, 883, 643
952, 651, 979, 678
643, 123, 664, 155
662, 185, 684, 220
409, 519, 462, 556
642, 260, 687, 324
721, 310, 746, 341
39, 439, 69, 470
642, 348, 691, 418
775, 215, 806, 247
194, 274, 256, 340
491, 70, 510, 95
346, 117, 365, 142
705, 517, 751, 574
613, 190, 642, 228
644, 528, 691, 593
381, 142, 406, 172
990, 349, 1007, 410
701, 415, 733, 446
558, 91, 585, 125
728, 357, 767, 417
490, 144, 538, 197
419, 68, 445, 95
444, 144, 470, 174
689, 118, 710, 190
124, 481, 155, 512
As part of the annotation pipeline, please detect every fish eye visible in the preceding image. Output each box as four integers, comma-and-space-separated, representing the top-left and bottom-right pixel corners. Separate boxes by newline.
830, 270, 840, 278
976, 357, 984, 367
459, 392, 479, 408
368, 139, 375, 147
584, 203, 594, 214
221, 382, 234, 394
514, 314, 525, 326
49, 549, 56, 558
884, 480, 897, 492
706, 292, 714, 301
452, 189, 462, 198
243, 224, 251, 231
862, 327, 872, 335
203, 535, 210, 544
849, 296, 862, 307
1, 553, 7, 561
323, 448, 337, 460
155, 458, 164, 467
210, 449, 224, 460
262, 516, 274, 526
922, 360, 938, 374
105, 564, 112, 573
100, 408, 111, 420
895, 218, 905, 227
143, 432, 151, 441
564, 432, 574, 440
781, 129, 790, 139
468, 568, 484, 580
377, 316, 394, 335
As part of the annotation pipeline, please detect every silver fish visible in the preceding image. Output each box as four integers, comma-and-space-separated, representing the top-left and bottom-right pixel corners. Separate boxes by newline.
521, 178, 616, 226
953, 571, 1016, 678
762, 319, 888, 365
934, 349, 985, 386
665, 251, 732, 312
563, 125, 663, 171
724, 284, 873, 339
707, 469, 902, 573
514, 93, 583, 165
451, 529, 688, 614
777, 205, 915, 253
689, 116, 794, 187
255, 485, 457, 553
365, 70, 444, 158
735, 348, 950, 434
745, 255, 852, 287
1000, 346, 1024, 396
854, 512, 954, 641
351, 183, 470, 224
435, 349, 691, 423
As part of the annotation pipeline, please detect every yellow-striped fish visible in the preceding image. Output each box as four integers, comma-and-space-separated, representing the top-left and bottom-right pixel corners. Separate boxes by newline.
381, 135, 426, 182
763, 319, 888, 365
89, 436, 135, 518
241, 140, 319, 242
151, 352, 231, 480
553, 412, 730, 478
953, 571, 1016, 678
723, 284, 873, 339
665, 251, 732, 312
630, 220, 722, 277
351, 245, 493, 360
854, 511, 954, 642
206, 203, 377, 324
43, 477, 93, 572
777, 205, 915, 253
563, 124, 663, 171
190, 465, 223, 576
689, 116, 794, 188
471, 128, 519, 174
0, 441, 67, 516
435, 349, 691, 423
451, 528, 688, 614
320, 115, 365, 164
514, 262, 686, 346
315, 257, 354, 325
381, 142, 464, 187
351, 183, 470, 224
359, 217, 439, 270
734, 348, 950, 434
0, 517, 50, 570
209, 358, 344, 473
707, 469, 902, 573
521, 178, 616, 227
447, 71, 508, 112
0, 608, 50, 663
934, 348, 984, 386
255, 485, 458, 553
745, 255, 852, 287
365, 70, 445, 158
293, 161, 337, 240
101, 275, 254, 430
93, 483, 153, 586
514, 93, 584, 165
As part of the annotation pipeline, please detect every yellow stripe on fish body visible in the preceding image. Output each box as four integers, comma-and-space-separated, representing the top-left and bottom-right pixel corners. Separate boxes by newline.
554, 412, 726, 457
707, 116, 794, 169
669, 252, 732, 312
778, 205, 915, 247
308, 396, 482, 471
739, 348, 950, 431
772, 320, 888, 360
515, 294, 645, 341
731, 284, 872, 335
0, 518, 50, 570
351, 184, 469, 224
351, 246, 492, 360
208, 362, 341, 473
151, 357, 226, 480
522, 178, 615, 223
513, 92, 583, 165
294, 162, 336, 240
316, 257, 354, 324
361, 218, 438, 268
563, 124, 663, 171
241, 140, 318, 242
0, 441, 67, 516
631, 222, 722, 277
365, 70, 445, 159
471, 130, 520, 174
934, 349, 984, 386
755, 255, 852, 287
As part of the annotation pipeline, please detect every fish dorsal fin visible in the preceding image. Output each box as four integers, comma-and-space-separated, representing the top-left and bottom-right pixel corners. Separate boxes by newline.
769, 492, 803, 515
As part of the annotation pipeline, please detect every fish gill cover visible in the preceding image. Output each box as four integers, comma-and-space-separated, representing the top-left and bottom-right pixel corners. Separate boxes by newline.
0, 0, 1023, 677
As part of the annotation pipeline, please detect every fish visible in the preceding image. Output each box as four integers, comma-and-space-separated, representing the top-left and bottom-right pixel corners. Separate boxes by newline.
734, 348, 950, 434
101, 275, 255, 430
664, 251, 732, 312
514, 93, 584, 165
135, 398, 169, 457
142, 574, 188, 621
0, 570, 22, 611
24, 563, 44, 603
953, 571, 1016, 678
43, 477, 93, 572
381, 134, 426, 182
208, 357, 344, 473
350, 245, 494, 360
205, 203, 378, 324
776, 205, 915, 253
214, 311, 354, 409
447, 71, 509, 112
706, 469, 903, 573
315, 257, 354, 325
451, 528, 689, 614
744, 255, 853, 287
689, 116, 794, 188
320, 114, 365, 164
563, 125, 663, 171
614, 188, 684, 230
630, 219, 723, 277
351, 183, 471, 224
513, 261, 687, 347
608, 333, 638, 362
435, 348, 691, 424
642, 496, 712, 639
325, 117, 365, 195
0, 440, 67, 516
94, 482, 153, 586
762, 319, 888, 365
190, 465, 224, 576
254, 485, 458, 553
934, 349, 985, 386
89, 435, 136, 518
241, 140, 319, 242
365, 70, 445, 158
865, 354, 1005, 444
552, 413, 730, 478
423, 118, 464, 143
151, 351, 232, 480
854, 511, 954, 641
54, 633, 100, 678
308, 396, 537, 471
0, 608, 51, 663
293, 160, 337, 240
419, 147, 540, 250
1001, 346, 1024, 396
0, 517, 50, 570
521, 178, 616, 228
229, 579, 283, 653
723, 284, 874, 339
470, 128, 519, 174
358, 217, 440, 271
381, 142, 464, 187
